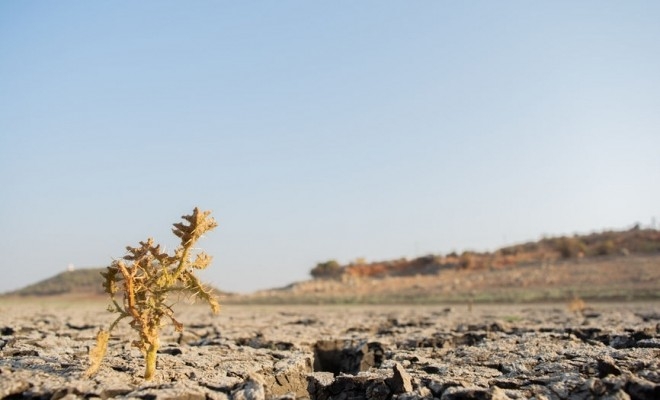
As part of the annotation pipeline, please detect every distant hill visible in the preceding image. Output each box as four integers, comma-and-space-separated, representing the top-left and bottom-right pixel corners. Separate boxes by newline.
8, 268, 106, 296
309, 226, 660, 280
5, 267, 233, 299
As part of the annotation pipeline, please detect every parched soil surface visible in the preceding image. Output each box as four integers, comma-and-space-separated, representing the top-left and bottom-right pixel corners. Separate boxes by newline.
0, 299, 659, 399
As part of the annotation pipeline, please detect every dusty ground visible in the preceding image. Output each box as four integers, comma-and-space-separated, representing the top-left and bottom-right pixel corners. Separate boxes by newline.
0, 299, 659, 399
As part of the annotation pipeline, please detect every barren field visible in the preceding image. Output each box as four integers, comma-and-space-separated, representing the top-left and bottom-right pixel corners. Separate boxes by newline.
1, 299, 659, 399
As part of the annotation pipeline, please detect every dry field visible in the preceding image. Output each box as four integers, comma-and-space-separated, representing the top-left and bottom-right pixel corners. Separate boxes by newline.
0, 298, 659, 399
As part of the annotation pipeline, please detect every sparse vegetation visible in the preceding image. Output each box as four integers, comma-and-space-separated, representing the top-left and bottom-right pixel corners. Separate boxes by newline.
310, 260, 342, 279
86, 207, 220, 380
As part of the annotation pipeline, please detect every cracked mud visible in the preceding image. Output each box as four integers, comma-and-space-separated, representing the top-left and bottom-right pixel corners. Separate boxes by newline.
0, 301, 659, 399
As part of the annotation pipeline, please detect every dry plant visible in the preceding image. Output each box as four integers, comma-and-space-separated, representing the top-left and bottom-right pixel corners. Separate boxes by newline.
567, 294, 586, 316
85, 207, 220, 380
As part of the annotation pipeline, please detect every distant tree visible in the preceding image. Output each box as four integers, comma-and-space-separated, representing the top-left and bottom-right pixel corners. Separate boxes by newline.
310, 260, 343, 279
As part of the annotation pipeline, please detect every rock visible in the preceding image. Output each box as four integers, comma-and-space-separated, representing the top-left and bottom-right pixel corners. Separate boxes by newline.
65, 322, 95, 330
262, 353, 312, 398
7, 349, 39, 357
597, 357, 622, 378
159, 346, 184, 356
236, 334, 295, 351
489, 387, 511, 400
624, 378, 660, 400
489, 378, 522, 390
200, 376, 243, 395
440, 386, 499, 400
290, 318, 318, 326
128, 385, 207, 400
1, 327, 15, 335
422, 365, 443, 374
452, 333, 487, 347
366, 378, 391, 400
232, 374, 266, 400
99, 387, 134, 398
601, 389, 632, 400
390, 363, 413, 394
51, 387, 85, 400
207, 391, 231, 400
307, 372, 335, 399
271, 393, 297, 400
635, 339, 660, 348
0, 377, 31, 398
582, 377, 607, 396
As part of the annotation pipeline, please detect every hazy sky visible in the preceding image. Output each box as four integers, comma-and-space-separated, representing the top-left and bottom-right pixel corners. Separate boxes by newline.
1, 1, 658, 294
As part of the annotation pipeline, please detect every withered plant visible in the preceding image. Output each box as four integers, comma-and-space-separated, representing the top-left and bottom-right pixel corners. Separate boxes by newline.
567, 294, 586, 316
86, 207, 220, 380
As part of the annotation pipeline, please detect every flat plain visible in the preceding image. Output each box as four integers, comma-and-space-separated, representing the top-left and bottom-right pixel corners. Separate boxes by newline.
1, 298, 659, 399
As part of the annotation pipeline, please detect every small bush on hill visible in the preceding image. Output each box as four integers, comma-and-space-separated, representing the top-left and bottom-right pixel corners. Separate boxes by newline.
311, 260, 343, 279
555, 237, 586, 259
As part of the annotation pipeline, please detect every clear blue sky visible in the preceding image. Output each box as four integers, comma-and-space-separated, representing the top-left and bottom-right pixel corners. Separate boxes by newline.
1, 1, 658, 294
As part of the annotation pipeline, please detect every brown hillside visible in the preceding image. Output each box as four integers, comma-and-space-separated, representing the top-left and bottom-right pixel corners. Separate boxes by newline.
310, 226, 660, 280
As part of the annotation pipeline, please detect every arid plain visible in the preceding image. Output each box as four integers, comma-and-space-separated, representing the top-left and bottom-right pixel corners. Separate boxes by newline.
1, 298, 659, 400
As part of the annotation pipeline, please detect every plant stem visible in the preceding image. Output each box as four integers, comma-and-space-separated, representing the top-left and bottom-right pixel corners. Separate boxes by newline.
144, 340, 159, 380
173, 243, 192, 281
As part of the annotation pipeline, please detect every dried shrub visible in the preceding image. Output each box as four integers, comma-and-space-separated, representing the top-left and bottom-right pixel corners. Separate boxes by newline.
86, 207, 220, 380
567, 295, 586, 315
